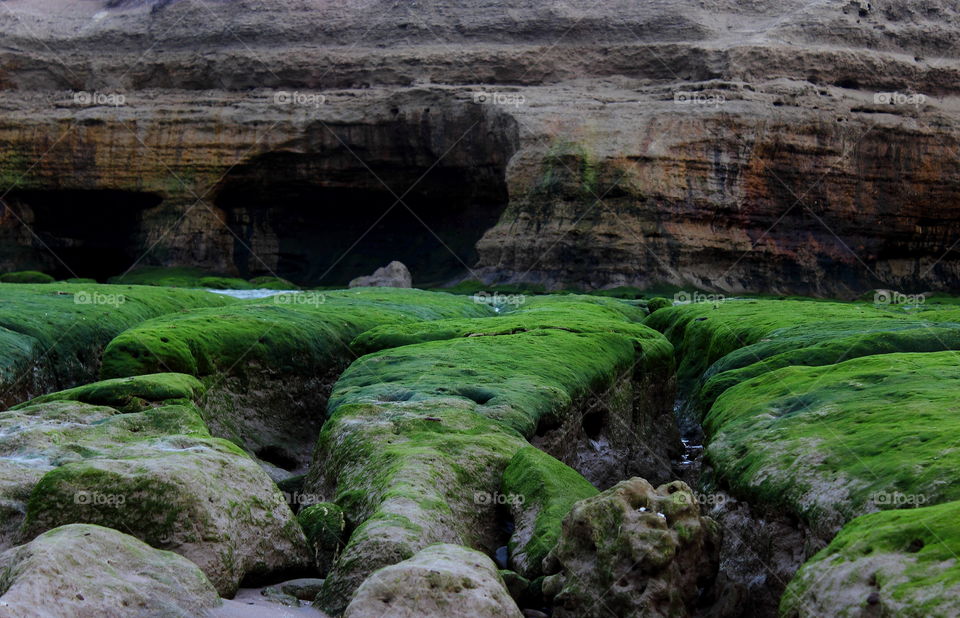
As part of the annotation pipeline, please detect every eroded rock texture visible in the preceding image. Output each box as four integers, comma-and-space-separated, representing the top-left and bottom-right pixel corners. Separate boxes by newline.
0, 1, 958, 293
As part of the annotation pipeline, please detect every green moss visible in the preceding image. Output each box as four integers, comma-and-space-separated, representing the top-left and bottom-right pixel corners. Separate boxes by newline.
350, 299, 668, 360
298, 502, 346, 573
100, 288, 492, 380
248, 276, 299, 290
781, 500, 960, 617
502, 447, 598, 577
697, 321, 960, 412
0, 284, 234, 407
15, 373, 204, 412
705, 351, 960, 536
644, 299, 907, 398
0, 271, 54, 284
108, 267, 253, 289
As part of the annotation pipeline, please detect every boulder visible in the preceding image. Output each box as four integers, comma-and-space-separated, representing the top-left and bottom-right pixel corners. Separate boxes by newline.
542, 478, 720, 618
0, 524, 220, 617
343, 544, 522, 618
348, 261, 413, 288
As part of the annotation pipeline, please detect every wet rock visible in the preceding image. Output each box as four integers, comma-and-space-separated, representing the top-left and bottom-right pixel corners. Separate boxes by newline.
273, 578, 326, 601
348, 261, 413, 289
0, 524, 220, 616
542, 478, 720, 618
343, 544, 522, 618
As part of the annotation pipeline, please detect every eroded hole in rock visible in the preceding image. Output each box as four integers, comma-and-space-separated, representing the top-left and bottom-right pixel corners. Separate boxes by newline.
256, 445, 299, 472
215, 109, 519, 287
582, 409, 606, 440
1, 190, 162, 280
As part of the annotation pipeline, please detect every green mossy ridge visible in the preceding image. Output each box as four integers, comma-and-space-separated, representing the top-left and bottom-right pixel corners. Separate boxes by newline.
108, 267, 254, 289
14, 373, 204, 413
0, 284, 234, 407
310, 400, 528, 614
0, 271, 54, 284
501, 447, 598, 577
644, 299, 907, 398
704, 351, 960, 536
100, 288, 492, 380
781, 500, 960, 617
697, 320, 960, 412
350, 298, 664, 358
331, 329, 637, 438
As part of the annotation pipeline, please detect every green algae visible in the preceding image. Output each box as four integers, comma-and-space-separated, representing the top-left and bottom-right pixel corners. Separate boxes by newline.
781, 500, 960, 617
0, 271, 54, 284
704, 351, 960, 536
501, 447, 598, 577
108, 267, 253, 289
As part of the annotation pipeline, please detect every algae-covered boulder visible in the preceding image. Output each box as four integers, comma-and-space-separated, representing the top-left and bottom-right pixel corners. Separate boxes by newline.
0, 524, 221, 617
501, 446, 599, 578
19, 436, 310, 596
298, 502, 346, 575
0, 271, 54, 284
3, 374, 309, 596
704, 351, 960, 538
781, 500, 960, 617
100, 288, 492, 468
0, 283, 233, 408
343, 543, 522, 618
348, 261, 413, 288
542, 478, 720, 618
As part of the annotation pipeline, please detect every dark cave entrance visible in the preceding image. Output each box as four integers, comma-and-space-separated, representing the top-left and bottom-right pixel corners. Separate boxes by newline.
3, 190, 161, 280
214, 112, 519, 287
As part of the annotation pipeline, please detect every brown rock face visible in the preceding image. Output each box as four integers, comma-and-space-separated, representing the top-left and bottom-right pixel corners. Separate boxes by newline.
0, 0, 958, 293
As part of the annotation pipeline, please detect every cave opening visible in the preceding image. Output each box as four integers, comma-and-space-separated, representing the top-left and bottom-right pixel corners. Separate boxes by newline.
214, 113, 519, 287
3, 190, 161, 280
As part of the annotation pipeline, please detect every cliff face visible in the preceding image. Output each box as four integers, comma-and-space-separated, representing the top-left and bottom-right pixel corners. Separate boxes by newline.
0, 0, 959, 293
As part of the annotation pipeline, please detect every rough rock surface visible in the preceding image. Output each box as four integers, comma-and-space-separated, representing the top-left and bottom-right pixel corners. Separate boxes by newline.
0, 524, 221, 617
348, 261, 413, 288
542, 478, 721, 618
0, 1, 958, 293
2, 374, 310, 597
342, 543, 522, 618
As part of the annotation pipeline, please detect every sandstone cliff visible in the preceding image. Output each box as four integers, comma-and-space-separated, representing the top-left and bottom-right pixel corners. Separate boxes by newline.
0, 0, 958, 294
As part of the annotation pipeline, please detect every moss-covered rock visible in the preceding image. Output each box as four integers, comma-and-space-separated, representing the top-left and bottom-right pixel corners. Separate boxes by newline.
0, 283, 233, 408
4, 375, 309, 596
298, 502, 346, 576
99, 288, 494, 468
501, 447, 598, 578
542, 478, 720, 618
108, 266, 252, 289
0, 271, 54, 284
705, 351, 960, 539
697, 320, 960, 412
781, 500, 960, 617
644, 299, 905, 398
249, 275, 299, 290
0, 524, 221, 616
309, 304, 678, 613
342, 543, 522, 618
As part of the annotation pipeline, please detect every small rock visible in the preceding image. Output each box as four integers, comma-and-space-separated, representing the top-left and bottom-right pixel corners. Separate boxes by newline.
348, 261, 413, 288
279, 578, 326, 600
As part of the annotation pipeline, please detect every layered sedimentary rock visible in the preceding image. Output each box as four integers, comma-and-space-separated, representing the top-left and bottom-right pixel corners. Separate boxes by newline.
0, 1, 958, 293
